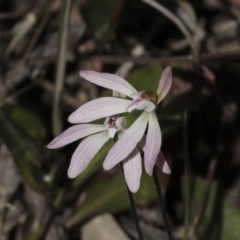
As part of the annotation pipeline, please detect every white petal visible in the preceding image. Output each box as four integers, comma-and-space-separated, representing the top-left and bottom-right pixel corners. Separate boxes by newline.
103, 112, 149, 170
155, 151, 171, 174
68, 131, 109, 178
46, 124, 106, 149
157, 66, 172, 103
68, 97, 132, 123
123, 148, 142, 193
144, 112, 162, 176
79, 71, 138, 97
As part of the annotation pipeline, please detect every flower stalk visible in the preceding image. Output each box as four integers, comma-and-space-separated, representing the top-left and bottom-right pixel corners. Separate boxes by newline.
113, 134, 144, 240
183, 110, 190, 240
153, 168, 173, 240
120, 162, 144, 240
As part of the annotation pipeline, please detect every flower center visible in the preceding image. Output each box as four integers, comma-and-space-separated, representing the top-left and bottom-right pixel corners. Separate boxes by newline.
104, 115, 127, 138
140, 91, 158, 104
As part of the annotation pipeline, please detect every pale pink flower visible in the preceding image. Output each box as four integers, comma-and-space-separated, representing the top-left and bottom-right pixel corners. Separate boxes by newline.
47, 115, 126, 178
47, 67, 172, 192
76, 66, 172, 176
47, 114, 145, 192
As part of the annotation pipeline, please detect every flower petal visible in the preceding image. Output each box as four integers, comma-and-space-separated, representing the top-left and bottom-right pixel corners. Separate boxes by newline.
79, 71, 138, 97
144, 112, 162, 176
47, 124, 106, 149
68, 97, 132, 123
138, 135, 170, 174
103, 112, 148, 170
155, 151, 171, 174
68, 131, 109, 178
156, 66, 172, 103
123, 148, 142, 193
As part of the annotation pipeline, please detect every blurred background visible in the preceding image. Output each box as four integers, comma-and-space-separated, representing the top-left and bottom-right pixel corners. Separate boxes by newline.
1, 0, 240, 239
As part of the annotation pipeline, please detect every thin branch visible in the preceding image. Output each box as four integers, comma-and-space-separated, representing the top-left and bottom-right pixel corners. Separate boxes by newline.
20, 2, 54, 64
141, 0, 199, 65
5, 49, 240, 68
3, 0, 56, 59
39, 80, 82, 109
0, 78, 81, 109
81, 49, 240, 64
52, 0, 71, 136
87, 54, 192, 65
0, 187, 6, 240
2, 0, 55, 93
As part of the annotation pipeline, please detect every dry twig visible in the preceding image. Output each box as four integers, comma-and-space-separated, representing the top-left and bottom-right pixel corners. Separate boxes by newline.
0, 187, 6, 240
141, 0, 199, 65
52, 0, 71, 136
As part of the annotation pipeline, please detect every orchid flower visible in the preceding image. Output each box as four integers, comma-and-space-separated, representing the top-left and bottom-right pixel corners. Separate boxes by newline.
47, 115, 127, 179
47, 114, 144, 192
71, 66, 172, 176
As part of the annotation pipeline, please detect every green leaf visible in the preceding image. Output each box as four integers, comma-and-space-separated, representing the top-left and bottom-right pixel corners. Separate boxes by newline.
222, 199, 240, 239
189, 176, 221, 240
54, 139, 114, 208
65, 170, 168, 229
127, 66, 163, 92
4, 106, 46, 140
82, 0, 124, 42
189, 176, 240, 240
0, 107, 47, 191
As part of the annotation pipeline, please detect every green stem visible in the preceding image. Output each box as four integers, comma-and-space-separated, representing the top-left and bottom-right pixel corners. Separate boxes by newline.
52, 0, 71, 136
119, 163, 144, 240
153, 168, 173, 240
183, 110, 190, 240
113, 133, 144, 240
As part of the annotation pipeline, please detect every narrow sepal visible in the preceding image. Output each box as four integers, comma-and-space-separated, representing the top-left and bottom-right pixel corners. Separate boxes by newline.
157, 66, 172, 103
46, 124, 106, 149
155, 151, 171, 174
80, 71, 137, 97
68, 97, 132, 123
68, 131, 109, 178
144, 112, 162, 175
123, 148, 142, 193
